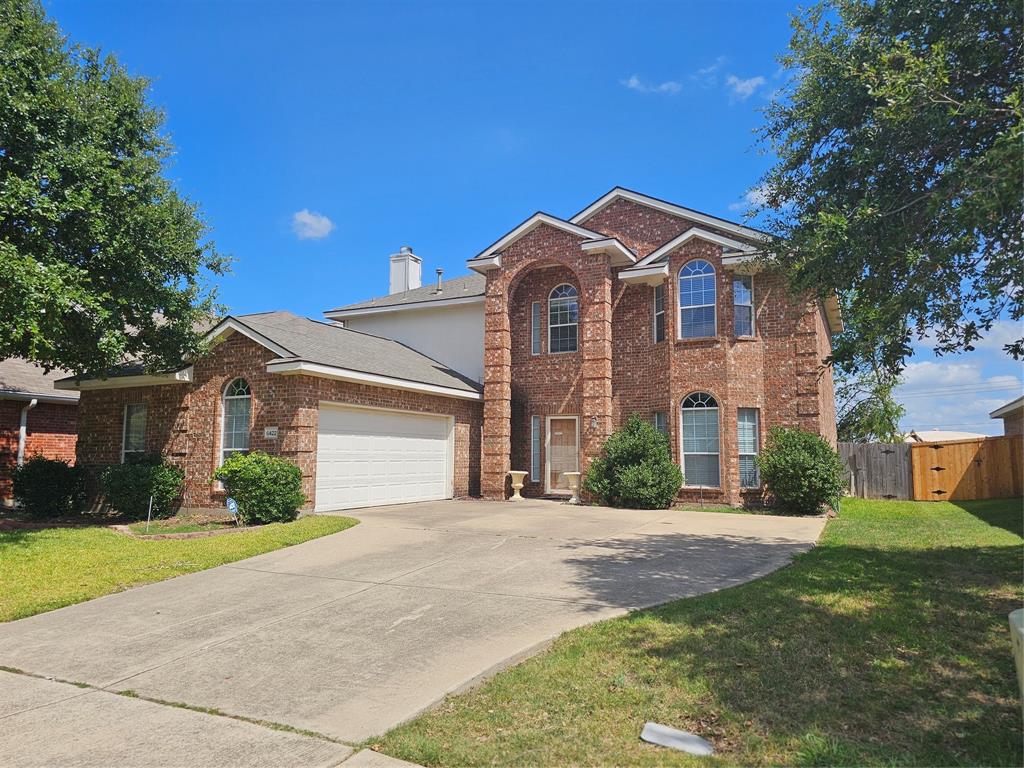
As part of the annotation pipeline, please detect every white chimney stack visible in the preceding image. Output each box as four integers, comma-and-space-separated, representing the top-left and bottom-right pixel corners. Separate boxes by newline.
389, 245, 422, 295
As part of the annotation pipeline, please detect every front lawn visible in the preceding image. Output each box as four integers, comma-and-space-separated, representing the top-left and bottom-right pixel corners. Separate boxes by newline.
0, 515, 358, 622
375, 498, 1023, 766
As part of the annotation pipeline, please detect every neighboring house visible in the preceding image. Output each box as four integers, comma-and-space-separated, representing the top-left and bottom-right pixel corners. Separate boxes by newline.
904, 429, 987, 443
990, 395, 1024, 437
60, 187, 840, 512
0, 359, 79, 506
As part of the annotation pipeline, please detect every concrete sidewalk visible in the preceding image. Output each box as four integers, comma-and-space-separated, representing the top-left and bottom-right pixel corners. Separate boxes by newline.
0, 500, 824, 764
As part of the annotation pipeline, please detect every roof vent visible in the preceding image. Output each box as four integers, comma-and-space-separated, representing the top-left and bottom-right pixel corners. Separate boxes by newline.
389, 245, 422, 295
435, 268, 444, 293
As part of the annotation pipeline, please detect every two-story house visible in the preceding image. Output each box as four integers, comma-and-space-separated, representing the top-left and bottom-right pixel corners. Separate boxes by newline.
59, 188, 840, 511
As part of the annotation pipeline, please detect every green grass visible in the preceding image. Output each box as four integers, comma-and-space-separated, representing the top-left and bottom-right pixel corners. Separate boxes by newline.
0, 515, 358, 622
375, 498, 1023, 767
127, 520, 234, 535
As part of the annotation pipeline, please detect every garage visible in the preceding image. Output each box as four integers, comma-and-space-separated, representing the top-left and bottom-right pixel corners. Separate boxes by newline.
315, 403, 453, 511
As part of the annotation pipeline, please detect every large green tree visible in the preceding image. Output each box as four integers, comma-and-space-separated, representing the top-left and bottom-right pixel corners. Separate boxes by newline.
758, 0, 1022, 377
0, 0, 227, 375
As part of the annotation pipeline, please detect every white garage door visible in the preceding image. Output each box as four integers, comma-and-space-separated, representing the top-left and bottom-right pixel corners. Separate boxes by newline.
315, 404, 452, 512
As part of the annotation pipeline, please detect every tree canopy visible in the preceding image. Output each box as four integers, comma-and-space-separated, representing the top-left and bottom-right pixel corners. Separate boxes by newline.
758, 0, 1022, 377
0, 0, 228, 375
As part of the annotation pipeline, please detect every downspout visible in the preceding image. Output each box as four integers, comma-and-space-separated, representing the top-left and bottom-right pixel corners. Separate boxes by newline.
17, 398, 38, 467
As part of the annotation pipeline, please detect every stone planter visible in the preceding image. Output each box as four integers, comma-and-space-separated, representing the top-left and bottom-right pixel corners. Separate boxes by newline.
564, 471, 582, 504
508, 470, 528, 500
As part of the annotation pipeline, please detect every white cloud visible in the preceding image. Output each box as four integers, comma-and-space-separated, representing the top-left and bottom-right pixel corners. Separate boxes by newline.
728, 184, 770, 212
691, 56, 728, 88
973, 319, 1024, 352
620, 74, 681, 94
894, 359, 1023, 435
725, 74, 766, 101
291, 209, 334, 240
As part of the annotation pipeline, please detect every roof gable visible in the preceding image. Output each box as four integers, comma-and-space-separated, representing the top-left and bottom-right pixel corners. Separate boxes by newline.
467, 212, 610, 273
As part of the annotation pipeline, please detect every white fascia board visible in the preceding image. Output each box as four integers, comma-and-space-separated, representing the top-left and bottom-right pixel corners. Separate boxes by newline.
466, 212, 606, 268
266, 360, 483, 401
0, 391, 79, 404
822, 294, 844, 335
989, 395, 1024, 419
618, 263, 669, 286
55, 366, 194, 391
203, 317, 294, 358
325, 294, 485, 320
571, 187, 770, 242
467, 254, 501, 274
580, 237, 637, 266
634, 228, 761, 269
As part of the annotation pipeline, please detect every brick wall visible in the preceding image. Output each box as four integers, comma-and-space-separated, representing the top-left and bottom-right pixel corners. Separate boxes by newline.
0, 399, 78, 503
482, 197, 838, 506
75, 334, 482, 512
1002, 410, 1023, 437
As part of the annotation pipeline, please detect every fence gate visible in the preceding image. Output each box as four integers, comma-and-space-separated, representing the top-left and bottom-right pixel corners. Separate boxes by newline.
910, 435, 1024, 501
839, 442, 912, 500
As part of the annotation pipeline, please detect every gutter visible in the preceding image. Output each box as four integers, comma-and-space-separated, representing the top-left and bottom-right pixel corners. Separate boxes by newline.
17, 398, 38, 467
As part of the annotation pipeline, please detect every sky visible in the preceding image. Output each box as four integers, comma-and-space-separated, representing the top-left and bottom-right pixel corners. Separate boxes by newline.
45, 0, 1023, 435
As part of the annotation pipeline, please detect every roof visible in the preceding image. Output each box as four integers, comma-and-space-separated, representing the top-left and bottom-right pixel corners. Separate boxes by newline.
227, 311, 481, 394
904, 429, 987, 443
327, 273, 486, 314
990, 395, 1024, 419
0, 359, 79, 402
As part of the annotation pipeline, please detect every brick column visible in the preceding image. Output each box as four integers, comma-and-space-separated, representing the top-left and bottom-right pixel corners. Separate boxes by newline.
481, 273, 512, 498
580, 266, 614, 471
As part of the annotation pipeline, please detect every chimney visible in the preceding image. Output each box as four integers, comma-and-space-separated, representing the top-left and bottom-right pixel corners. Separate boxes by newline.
389, 245, 422, 294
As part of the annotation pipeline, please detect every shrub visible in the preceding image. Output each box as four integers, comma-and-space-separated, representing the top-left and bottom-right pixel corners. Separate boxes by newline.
584, 414, 683, 509
757, 426, 846, 515
101, 455, 184, 519
13, 456, 86, 518
212, 452, 306, 525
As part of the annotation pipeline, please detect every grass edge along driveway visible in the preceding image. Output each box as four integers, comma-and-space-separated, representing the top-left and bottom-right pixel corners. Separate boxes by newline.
1, 515, 358, 623
374, 498, 1023, 767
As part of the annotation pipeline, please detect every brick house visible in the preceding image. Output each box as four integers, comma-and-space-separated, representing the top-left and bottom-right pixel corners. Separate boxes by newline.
0, 359, 79, 507
62, 188, 839, 512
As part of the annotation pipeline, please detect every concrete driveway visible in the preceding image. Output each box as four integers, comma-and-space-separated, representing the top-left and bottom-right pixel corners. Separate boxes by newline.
0, 499, 824, 766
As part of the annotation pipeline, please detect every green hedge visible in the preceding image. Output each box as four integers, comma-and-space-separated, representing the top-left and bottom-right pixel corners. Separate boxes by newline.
13, 457, 86, 518
584, 414, 683, 509
212, 452, 306, 525
101, 454, 184, 519
757, 426, 846, 515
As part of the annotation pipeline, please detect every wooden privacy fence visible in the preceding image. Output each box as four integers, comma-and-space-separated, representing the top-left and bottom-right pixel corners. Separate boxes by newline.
910, 435, 1023, 501
839, 442, 912, 500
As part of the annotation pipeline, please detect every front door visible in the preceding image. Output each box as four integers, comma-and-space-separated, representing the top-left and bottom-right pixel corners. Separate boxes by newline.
545, 416, 579, 494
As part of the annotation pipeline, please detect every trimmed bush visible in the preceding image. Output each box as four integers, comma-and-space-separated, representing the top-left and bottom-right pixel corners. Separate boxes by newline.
101, 455, 184, 520
212, 452, 306, 525
13, 456, 86, 518
757, 426, 846, 515
584, 414, 683, 509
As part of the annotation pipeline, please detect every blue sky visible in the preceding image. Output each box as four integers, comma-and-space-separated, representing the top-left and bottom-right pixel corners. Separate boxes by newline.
46, 0, 1023, 434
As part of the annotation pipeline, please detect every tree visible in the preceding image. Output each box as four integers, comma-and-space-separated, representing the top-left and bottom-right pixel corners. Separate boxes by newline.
0, 0, 228, 375
758, 0, 1022, 378
836, 367, 905, 442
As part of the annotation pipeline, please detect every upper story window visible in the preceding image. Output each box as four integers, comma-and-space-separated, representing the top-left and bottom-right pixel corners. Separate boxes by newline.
734, 274, 754, 337
653, 284, 666, 342
548, 284, 579, 354
121, 403, 147, 463
678, 260, 717, 339
221, 378, 251, 464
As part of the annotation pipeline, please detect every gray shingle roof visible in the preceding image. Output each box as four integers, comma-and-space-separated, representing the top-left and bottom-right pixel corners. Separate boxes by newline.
0, 359, 79, 400
235, 311, 481, 394
327, 273, 485, 313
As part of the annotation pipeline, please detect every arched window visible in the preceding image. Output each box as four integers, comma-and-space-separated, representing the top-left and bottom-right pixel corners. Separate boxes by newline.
548, 284, 579, 354
680, 392, 720, 487
221, 378, 251, 464
678, 260, 716, 338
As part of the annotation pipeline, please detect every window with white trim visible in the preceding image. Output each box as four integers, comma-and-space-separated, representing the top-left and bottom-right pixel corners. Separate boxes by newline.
221, 378, 251, 464
531, 301, 541, 355
530, 415, 541, 482
548, 284, 578, 353
734, 274, 754, 337
738, 408, 760, 487
653, 283, 666, 342
680, 392, 720, 487
121, 403, 147, 462
653, 411, 669, 437
678, 260, 716, 338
